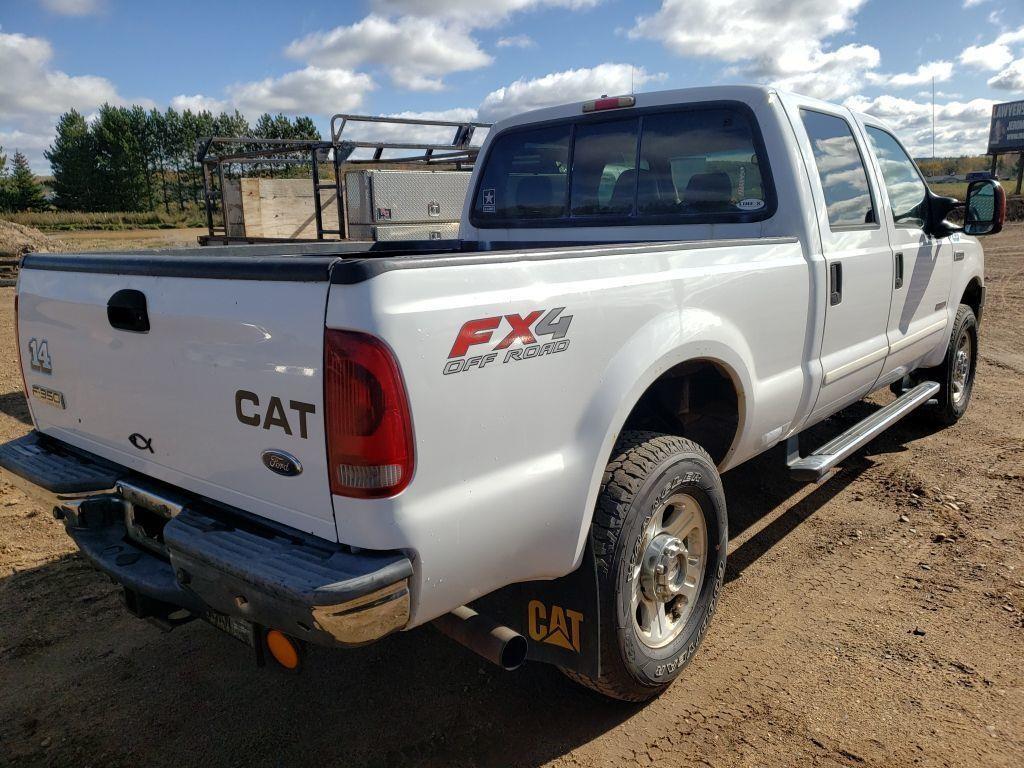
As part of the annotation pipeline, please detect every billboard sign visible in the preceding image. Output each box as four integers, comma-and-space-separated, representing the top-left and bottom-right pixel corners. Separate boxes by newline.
988, 100, 1024, 154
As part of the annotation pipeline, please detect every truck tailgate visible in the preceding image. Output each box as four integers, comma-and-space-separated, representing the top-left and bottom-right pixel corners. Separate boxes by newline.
16, 262, 337, 541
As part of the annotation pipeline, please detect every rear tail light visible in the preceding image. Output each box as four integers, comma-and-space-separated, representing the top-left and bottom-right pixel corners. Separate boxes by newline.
324, 329, 414, 498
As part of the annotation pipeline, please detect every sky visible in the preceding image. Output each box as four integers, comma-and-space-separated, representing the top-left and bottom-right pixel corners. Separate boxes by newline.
2, 0, 1024, 173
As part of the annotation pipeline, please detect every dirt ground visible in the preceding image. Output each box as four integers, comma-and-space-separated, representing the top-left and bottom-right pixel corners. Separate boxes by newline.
55, 227, 207, 251
0, 227, 1022, 767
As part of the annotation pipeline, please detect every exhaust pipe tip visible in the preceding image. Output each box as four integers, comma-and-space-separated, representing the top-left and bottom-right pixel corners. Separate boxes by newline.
434, 605, 528, 671
498, 632, 528, 671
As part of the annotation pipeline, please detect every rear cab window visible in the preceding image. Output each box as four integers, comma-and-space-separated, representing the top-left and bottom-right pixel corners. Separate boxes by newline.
799, 109, 877, 229
471, 103, 775, 228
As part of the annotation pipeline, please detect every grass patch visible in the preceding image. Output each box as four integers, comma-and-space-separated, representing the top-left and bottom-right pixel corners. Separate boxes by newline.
4, 210, 206, 232
929, 180, 1018, 202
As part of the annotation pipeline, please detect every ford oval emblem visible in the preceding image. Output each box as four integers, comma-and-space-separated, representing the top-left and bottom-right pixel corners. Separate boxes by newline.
261, 450, 302, 477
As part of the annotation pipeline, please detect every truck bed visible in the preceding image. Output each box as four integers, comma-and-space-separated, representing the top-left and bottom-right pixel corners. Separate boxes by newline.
21, 236, 798, 284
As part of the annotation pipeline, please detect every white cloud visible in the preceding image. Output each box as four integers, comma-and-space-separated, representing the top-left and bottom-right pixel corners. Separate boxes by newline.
959, 25, 1024, 70
630, 0, 865, 67
170, 93, 228, 113
227, 67, 375, 117
988, 59, 1024, 91
370, 0, 599, 27
630, 0, 880, 100
0, 28, 138, 170
497, 34, 535, 48
960, 42, 1015, 70
168, 68, 377, 121
867, 60, 954, 88
0, 30, 127, 122
479, 63, 665, 121
40, 0, 103, 16
285, 15, 491, 91
771, 45, 880, 100
845, 94, 996, 157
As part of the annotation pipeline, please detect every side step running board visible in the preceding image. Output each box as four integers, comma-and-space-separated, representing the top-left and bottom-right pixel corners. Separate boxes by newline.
787, 381, 940, 482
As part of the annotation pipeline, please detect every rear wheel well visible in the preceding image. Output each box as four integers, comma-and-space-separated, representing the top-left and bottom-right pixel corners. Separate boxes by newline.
619, 360, 740, 466
961, 278, 983, 320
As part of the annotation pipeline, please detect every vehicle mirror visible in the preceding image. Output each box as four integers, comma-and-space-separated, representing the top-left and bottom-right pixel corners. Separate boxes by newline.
964, 178, 1006, 236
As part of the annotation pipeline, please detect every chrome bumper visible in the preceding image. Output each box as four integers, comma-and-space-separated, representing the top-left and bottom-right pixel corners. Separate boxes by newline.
0, 432, 412, 647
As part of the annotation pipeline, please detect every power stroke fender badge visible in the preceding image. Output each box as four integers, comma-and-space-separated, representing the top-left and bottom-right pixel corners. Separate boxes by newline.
261, 449, 303, 477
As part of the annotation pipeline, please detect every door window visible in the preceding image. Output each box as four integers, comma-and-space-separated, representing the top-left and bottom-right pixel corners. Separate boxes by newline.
800, 109, 876, 229
865, 126, 929, 229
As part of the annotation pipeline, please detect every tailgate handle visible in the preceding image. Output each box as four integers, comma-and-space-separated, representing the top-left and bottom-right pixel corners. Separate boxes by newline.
107, 289, 150, 333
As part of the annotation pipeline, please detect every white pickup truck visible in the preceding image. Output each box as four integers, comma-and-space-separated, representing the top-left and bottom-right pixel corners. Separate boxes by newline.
1, 86, 1005, 701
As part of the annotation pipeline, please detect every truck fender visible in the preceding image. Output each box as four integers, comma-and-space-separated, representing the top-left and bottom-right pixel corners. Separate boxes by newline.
568, 307, 754, 569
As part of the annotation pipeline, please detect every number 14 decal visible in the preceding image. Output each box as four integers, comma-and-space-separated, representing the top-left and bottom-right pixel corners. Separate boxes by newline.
28, 338, 53, 374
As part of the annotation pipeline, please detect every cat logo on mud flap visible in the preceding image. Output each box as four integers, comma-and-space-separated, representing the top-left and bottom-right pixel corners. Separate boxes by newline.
528, 600, 583, 653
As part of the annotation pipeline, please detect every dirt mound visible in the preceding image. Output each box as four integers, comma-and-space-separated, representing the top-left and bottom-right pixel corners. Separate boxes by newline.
0, 219, 69, 258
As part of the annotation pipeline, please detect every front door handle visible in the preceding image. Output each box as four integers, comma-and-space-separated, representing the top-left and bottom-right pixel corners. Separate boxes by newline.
829, 262, 843, 306
894, 252, 904, 289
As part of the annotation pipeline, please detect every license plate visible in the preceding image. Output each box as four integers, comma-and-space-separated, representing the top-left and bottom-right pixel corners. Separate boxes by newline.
204, 609, 256, 648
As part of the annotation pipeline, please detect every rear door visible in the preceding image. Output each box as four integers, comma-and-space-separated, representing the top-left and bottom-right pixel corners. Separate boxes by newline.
17, 262, 337, 541
789, 102, 894, 419
861, 123, 952, 377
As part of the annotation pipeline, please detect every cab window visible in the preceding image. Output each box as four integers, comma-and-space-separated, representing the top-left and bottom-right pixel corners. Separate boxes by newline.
472, 124, 570, 220
799, 109, 876, 229
865, 126, 929, 229
471, 104, 773, 227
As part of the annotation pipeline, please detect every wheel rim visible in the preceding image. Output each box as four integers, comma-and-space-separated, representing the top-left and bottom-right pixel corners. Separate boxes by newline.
631, 493, 708, 649
952, 329, 973, 407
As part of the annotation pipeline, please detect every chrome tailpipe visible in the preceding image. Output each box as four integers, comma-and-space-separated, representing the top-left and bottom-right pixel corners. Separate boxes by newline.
433, 605, 528, 671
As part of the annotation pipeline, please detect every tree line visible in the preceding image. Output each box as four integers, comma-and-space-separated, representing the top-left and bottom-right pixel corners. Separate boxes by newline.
0, 105, 322, 214
0, 148, 47, 213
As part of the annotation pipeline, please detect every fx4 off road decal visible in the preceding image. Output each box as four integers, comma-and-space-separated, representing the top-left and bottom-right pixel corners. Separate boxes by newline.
443, 307, 573, 375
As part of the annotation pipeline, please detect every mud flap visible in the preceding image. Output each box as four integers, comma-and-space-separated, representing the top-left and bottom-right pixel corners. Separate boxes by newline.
473, 534, 601, 679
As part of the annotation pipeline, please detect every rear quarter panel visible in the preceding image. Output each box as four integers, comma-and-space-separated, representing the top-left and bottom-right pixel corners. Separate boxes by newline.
326, 239, 812, 625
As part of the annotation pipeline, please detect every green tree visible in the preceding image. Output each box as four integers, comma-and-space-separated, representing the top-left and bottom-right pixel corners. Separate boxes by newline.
46, 110, 96, 210
91, 104, 148, 211
9, 151, 47, 211
292, 116, 321, 141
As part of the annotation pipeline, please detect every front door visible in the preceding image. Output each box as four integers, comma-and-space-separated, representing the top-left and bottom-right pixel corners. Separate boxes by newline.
790, 103, 894, 419
862, 124, 952, 380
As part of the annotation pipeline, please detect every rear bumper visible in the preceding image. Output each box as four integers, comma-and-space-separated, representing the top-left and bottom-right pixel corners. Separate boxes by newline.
0, 432, 413, 647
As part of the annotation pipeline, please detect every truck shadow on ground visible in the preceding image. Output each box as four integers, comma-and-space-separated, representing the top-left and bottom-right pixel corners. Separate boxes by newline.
0, 389, 32, 425
0, 395, 944, 768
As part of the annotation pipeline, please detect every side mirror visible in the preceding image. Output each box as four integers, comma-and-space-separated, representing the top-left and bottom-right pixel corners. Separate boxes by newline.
924, 191, 961, 238
964, 178, 1006, 236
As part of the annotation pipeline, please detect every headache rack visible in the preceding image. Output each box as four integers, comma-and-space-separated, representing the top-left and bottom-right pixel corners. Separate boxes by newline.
197, 113, 491, 245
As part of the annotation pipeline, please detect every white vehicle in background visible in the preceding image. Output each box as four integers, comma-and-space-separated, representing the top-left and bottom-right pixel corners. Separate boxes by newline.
1, 86, 1004, 701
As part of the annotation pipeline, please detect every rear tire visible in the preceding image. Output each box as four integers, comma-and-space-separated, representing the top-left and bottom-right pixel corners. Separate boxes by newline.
563, 431, 727, 702
921, 304, 978, 427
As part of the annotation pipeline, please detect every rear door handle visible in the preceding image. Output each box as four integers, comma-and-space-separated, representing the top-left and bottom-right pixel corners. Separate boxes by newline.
107, 289, 150, 333
829, 262, 843, 306
894, 252, 904, 290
